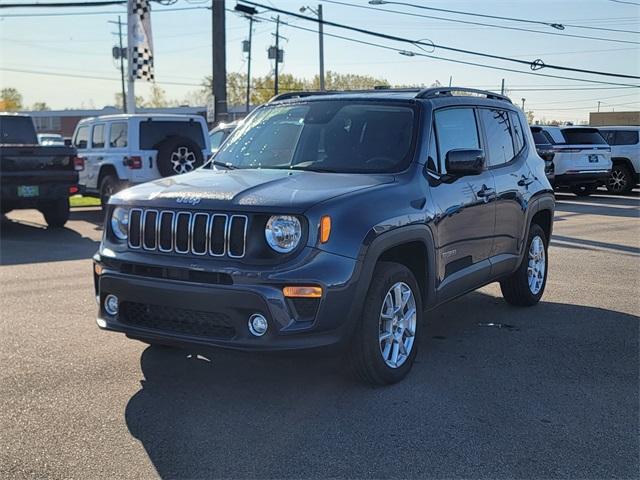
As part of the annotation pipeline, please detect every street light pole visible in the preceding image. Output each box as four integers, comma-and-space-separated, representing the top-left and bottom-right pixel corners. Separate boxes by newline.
318, 4, 325, 91
521, 98, 526, 110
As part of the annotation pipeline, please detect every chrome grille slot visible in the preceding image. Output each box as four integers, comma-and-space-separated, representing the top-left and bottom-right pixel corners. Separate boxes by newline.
125, 208, 247, 259
128, 208, 143, 249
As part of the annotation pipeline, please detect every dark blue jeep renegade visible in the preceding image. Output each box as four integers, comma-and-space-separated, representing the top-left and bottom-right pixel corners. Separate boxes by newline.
94, 87, 555, 385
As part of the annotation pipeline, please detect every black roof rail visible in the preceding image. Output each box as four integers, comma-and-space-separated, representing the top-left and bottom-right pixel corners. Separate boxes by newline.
416, 87, 511, 103
268, 87, 423, 103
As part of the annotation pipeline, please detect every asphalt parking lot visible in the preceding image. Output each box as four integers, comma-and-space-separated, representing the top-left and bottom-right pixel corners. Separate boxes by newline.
1, 191, 638, 479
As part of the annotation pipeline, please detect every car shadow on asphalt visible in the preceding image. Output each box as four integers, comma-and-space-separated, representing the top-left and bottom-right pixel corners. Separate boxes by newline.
124, 291, 639, 479
0, 212, 100, 265
554, 192, 640, 219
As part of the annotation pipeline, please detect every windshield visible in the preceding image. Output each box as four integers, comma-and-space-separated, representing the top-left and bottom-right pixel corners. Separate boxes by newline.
560, 128, 607, 145
213, 101, 416, 173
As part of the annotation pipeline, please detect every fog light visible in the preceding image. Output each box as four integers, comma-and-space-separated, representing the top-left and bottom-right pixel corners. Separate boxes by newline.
248, 314, 268, 337
104, 294, 119, 316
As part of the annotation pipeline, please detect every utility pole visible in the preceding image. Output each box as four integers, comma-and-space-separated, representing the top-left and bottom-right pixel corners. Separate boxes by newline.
245, 16, 254, 113
500, 78, 505, 95
521, 97, 526, 110
318, 4, 325, 90
597, 101, 601, 112
449, 75, 452, 87
212, 0, 228, 124
126, 0, 136, 113
109, 16, 127, 113
275, 15, 280, 96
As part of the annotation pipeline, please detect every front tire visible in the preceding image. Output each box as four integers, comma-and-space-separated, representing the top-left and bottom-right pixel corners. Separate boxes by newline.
348, 262, 423, 386
500, 223, 548, 306
100, 174, 121, 209
40, 198, 70, 228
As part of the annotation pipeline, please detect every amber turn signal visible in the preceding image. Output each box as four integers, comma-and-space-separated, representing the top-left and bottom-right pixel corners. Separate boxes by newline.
283, 286, 323, 298
320, 215, 331, 243
94, 263, 103, 276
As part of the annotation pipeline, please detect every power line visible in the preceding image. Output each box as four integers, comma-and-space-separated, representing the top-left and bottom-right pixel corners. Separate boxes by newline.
249, 14, 639, 88
325, 0, 640, 45
0, 5, 206, 17
0, 1, 126, 7
365, 0, 640, 35
608, 0, 640, 5
239, 1, 640, 80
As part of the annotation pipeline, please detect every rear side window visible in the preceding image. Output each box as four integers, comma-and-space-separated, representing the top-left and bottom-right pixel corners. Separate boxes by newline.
434, 108, 480, 173
74, 125, 89, 149
109, 122, 128, 148
612, 130, 639, 145
561, 128, 606, 145
479, 108, 515, 166
92, 124, 105, 148
139, 120, 205, 150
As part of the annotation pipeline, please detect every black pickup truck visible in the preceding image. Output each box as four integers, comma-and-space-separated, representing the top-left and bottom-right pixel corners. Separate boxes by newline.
1, 113, 81, 228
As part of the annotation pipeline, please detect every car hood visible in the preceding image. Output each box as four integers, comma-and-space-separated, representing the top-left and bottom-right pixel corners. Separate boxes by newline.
112, 168, 395, 212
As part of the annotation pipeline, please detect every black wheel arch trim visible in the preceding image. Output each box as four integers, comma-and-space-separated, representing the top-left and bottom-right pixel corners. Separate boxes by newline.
517, 192, 555, 265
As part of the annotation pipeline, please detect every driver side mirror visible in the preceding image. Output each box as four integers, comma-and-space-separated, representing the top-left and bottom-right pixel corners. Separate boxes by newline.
445, 149, 485, 176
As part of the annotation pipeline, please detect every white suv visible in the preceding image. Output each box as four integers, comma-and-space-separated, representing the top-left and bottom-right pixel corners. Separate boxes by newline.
530, 126, 612, 196
72, 114, 211, 205
598, 126, 639, 194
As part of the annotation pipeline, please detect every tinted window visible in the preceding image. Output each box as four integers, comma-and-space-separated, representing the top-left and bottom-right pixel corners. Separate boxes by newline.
434, 108, 479, 173
510, 111, 525, 154
480, 108, 515, 166
92, 124, 105, 148
561, 128, 607, 145
209, 130, 226, 150
612, 130, 639, 145
74, 125, 89, 149
215, 102, 416, 173
531, 129, 550, 145
601, 130, 616, 145
140, 121, 205, 150
109, 122, 128, 148
0, 116, 38, 144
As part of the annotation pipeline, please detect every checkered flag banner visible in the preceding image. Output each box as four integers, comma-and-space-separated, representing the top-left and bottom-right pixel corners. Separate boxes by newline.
128, 0, 154, 81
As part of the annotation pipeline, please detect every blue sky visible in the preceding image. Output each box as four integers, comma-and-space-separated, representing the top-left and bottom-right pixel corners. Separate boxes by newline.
1, 0, 639, 122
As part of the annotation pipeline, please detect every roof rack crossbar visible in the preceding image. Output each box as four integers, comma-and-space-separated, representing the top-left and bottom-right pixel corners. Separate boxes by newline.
416, 87, 511, 103
268, 87, 423, 103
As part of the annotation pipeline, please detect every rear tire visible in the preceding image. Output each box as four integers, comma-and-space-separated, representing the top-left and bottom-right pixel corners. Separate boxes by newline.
606, 164, 633, 194
571, 183, 598, 197
500, 223, 548, 307
100, 174, 121, 209
348, 262, 422, 386
40, 198, 70, 228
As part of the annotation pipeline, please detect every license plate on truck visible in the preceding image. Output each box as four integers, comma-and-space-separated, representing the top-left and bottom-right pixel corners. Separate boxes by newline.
588, 154, 599, 163
17, 185, 39, 197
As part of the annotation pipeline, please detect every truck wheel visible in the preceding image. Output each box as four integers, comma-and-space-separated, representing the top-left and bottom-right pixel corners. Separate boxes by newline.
348, 262, 422, 386
40, 198, 70, 228
100, 174, 120, 208
570, 183, 598, 197
606, 164, 633, 194
500, 223, 548, 307
155, 136, 204, 177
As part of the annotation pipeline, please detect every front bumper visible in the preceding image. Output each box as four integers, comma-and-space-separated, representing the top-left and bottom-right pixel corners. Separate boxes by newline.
554, 170, 610, 186
94, 247, 364, 352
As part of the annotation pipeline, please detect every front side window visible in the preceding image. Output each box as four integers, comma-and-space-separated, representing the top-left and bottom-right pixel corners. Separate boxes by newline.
433, 108, 479, 173
92, 124, 105, 149
479, 108, 515, 167
214, 101, 416, 173
74, 125, 89, 149
109, 122, 128, 148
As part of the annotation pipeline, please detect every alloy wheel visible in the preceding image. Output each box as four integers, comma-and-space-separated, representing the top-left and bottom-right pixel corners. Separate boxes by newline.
378, 281, 417, 369
608, 168, 628, 193
170, 147, 197, 174
527, 235, 546, 295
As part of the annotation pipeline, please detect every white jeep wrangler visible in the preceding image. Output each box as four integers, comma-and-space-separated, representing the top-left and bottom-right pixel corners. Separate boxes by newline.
72, 114, 211, 205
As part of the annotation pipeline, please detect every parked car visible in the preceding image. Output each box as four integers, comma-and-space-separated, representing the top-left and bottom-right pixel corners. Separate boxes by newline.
93, 87, 554, 385
209, 121, 239, 152
1, 113, 81, 227
530, 125, 611, 196
73, 114, 211, 206
37, 133, 65, 146
529, 127, 556, 184
598, 126, 639, 194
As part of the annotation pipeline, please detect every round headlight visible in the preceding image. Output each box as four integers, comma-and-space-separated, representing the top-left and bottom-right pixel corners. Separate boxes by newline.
265, 215, 302, 253
111, 207, 129, 241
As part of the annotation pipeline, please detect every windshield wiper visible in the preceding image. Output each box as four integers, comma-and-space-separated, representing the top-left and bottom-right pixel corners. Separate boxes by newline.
209, 160, 236, 170
287, 166, 339, 173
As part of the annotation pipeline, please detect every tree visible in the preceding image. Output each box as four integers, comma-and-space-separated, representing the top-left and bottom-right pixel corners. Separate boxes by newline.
0, 88, 23, 111
31, 102, 50, 111
144, 84, 175, 108
525, 110, 535, 124
114, 92, 145, 110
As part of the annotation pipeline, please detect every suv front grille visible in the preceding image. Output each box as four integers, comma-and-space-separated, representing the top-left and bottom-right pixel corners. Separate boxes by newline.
128, 209, 248, 258
120, 301, 236, 340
